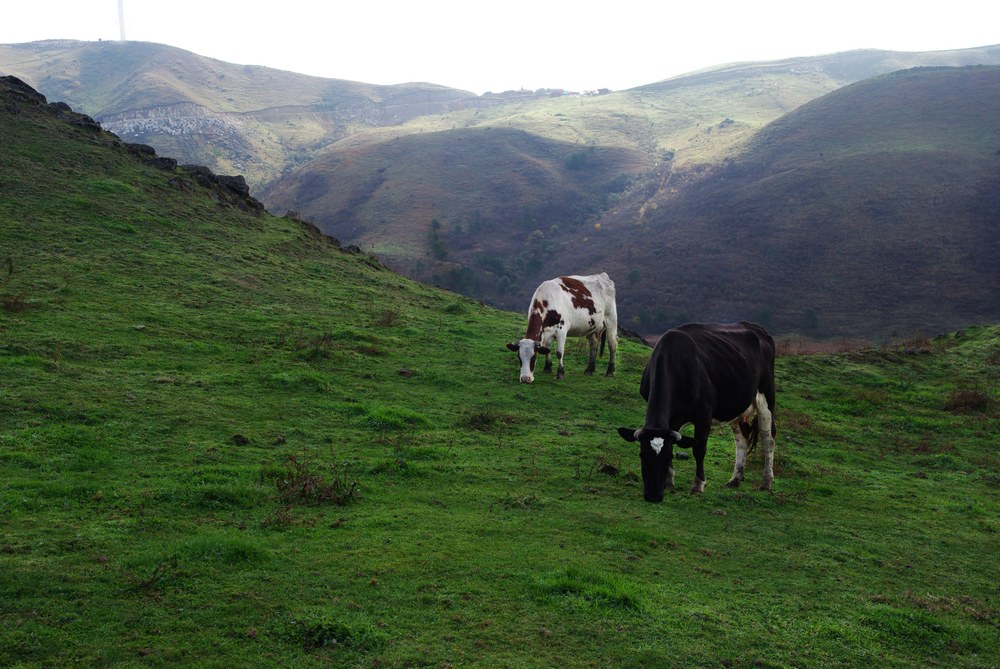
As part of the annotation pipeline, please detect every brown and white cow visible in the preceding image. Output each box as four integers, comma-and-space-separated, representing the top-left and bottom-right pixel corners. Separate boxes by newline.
507, 273, 618, 383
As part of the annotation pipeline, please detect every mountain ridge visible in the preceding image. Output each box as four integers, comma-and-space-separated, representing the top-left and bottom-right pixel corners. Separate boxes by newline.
5, 40, 999, 188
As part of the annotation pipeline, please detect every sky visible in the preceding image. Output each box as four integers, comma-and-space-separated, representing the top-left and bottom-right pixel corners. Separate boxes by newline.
1, 1, 997, 94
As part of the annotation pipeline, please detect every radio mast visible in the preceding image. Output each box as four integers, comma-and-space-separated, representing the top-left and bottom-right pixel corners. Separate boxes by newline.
118, 0, 127, 41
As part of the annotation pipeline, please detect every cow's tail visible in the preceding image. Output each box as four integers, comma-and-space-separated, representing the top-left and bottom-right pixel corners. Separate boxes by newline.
599, 329, 607, 358
741, 415, 760, 457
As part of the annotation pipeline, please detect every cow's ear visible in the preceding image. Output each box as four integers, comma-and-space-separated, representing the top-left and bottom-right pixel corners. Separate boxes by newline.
537, 345, 551, 355
506, 342, 519, 352
675, 434, 697, 449
617, 427, 638, 442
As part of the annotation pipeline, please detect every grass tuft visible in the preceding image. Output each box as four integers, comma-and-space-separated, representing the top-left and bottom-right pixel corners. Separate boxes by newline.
536, 567, 645, 612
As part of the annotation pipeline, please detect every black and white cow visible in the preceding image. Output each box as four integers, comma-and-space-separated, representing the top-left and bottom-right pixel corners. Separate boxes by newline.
617, 321, 776, 501
507, 273, 618, 383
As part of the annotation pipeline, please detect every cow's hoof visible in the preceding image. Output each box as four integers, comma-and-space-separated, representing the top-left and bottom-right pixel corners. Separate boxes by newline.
725, 478, 742, 489
689, 479, 706, 495
583, 369, 595, 376
756, 483, 774, 493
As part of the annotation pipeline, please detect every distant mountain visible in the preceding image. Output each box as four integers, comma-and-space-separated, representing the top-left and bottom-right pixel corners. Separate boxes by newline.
564, 66, 1000, 338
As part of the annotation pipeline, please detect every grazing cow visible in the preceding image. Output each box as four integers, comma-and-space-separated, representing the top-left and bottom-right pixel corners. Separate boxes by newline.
617, 321, 776, 501
507, 273, 618, 383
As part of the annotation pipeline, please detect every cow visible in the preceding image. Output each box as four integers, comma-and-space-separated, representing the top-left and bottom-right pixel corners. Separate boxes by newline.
507, 273, 618, 383
617, 321, 776, 502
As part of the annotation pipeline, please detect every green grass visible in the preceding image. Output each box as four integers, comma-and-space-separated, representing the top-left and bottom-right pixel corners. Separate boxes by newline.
1, 79, 998, 668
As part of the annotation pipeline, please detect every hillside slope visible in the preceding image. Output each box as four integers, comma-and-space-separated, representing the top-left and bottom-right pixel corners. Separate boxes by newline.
2, 77, 998, 669
260, 126, 653, 290
563, 66, 1000, 338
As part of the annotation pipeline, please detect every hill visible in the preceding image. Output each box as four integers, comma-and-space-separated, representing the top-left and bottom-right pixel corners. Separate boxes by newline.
259, 126, 654, 291
0, 40, 486, 187
570, 66, 1000, 338
2, 77, 999, 668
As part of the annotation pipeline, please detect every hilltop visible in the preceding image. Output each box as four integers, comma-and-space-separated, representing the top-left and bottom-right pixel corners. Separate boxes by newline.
2, 75, 998, 669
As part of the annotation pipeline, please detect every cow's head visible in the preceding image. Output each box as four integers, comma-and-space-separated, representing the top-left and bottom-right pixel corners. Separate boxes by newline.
507, 338, 550, 383
617, 427, 683, 502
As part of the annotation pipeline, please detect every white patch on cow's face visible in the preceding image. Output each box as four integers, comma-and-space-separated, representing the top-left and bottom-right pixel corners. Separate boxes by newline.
650, 437, 664, 455
516, 338, 537, 383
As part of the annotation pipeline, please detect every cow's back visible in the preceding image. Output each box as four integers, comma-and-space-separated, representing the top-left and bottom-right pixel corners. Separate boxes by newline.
671, 322, 773, 419
563, 272, 616, 325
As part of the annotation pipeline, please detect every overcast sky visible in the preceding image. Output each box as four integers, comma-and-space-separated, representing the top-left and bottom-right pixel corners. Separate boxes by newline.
2, 1, 997, 94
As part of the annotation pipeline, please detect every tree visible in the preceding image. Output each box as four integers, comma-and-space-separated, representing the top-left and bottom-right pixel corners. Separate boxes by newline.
428, 219, 447, 260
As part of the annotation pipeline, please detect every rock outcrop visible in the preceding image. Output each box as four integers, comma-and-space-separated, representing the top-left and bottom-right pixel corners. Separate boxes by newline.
1, 75, 264, 214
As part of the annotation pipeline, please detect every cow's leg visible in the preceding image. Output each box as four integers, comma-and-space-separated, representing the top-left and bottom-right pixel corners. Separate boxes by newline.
755, 392, 776, 492
584, 333, 598, 375
690, 423, 709, 494
605, 328, 617, 377
665, 446, 676, 492
555, 330, 568, 380
726, 420, 749, 488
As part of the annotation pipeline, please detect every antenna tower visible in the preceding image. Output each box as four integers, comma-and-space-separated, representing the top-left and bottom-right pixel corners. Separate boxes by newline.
118, 0, 127, 41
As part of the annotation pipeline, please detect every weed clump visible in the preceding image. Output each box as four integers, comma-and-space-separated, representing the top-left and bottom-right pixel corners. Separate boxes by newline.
273, 454, 359, 506
1, 293, 27, 312
460, 408, 517, 432
284, 611, 386, 651
371, 308, 402, 328
944, 387, 994, 414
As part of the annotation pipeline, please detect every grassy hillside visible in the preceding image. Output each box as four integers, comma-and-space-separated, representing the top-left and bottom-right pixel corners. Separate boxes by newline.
569, 66, 1000, 339
2, 79, 999, 669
